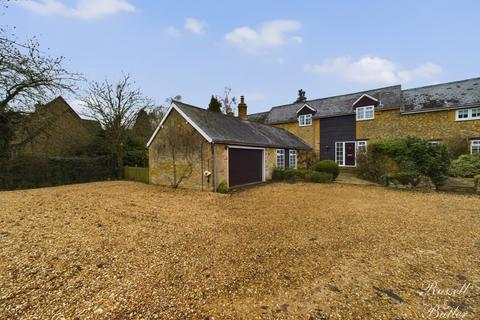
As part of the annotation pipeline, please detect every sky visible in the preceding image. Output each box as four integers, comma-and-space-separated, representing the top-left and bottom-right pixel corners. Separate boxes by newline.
3, 0, 480, 115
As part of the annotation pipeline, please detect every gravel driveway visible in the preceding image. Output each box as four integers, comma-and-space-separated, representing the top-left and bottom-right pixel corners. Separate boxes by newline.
0, 181, 479, 319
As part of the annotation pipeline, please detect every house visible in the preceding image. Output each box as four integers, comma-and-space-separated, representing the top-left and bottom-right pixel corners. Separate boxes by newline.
257, 77, 480, 167
10, 96, 100, 158
146, 98, 311, 190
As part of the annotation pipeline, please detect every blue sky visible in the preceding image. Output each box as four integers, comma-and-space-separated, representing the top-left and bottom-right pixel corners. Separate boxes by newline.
4, 0, 480, 114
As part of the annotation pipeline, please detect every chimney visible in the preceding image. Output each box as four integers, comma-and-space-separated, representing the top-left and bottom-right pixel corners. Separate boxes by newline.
226, 106, 234, 116
238, 95, 247, 120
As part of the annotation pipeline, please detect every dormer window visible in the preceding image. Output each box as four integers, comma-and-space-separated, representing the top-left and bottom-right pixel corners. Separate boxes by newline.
356, 106, 375, 121
299, 114, 312, 126
296, 104, 315, 126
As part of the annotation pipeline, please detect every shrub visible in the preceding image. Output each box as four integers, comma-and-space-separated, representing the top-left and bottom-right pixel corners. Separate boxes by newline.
283, 168, 296, 181
356, 150, 383, 182
475, 175, 480, 191
217, 181, 229, 193
449, 154, 480, 178
305, 170, 333, 183
272, 168, 296, 182
385, 171, 421, 187
313, 160, 340, 180
364, 137, 451, 188
295, 168, 309, 179
272, 168, 285, 180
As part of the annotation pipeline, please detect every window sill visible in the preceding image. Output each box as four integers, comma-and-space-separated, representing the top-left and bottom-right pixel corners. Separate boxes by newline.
455, 118, 480, 122
356, 118, 374, 122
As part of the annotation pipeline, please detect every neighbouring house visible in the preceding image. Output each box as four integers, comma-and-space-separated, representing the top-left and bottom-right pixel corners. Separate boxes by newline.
9, 96, 100, 158
146, 98, 311, 190
255, 77, 480, 167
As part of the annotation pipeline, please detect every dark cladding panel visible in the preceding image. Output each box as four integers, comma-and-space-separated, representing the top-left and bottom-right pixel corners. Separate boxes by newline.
320, 115, 356, 161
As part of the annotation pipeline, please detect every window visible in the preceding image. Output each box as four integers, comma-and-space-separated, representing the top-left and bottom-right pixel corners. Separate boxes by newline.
335, 142, 344, 166
428, 141, 440, 146
456, 108, 480, 121
357, 141, 367, 153
298, 114, 312, 126
471, 140, 480, 154
289, 150, 297, 169
276, 149, 285, 168
356, 106, 375, 121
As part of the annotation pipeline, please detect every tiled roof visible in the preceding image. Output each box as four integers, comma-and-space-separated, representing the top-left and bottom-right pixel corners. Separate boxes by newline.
401, 77, 480, 113
173, 101, 312, 150
264, 85, 402, 124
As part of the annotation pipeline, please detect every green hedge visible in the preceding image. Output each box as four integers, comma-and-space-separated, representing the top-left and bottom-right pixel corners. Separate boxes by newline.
305, 170, 333, 183
272, 168, 296, 182
313, 160, 340, 180
449, 154, 480, 178
0, 156, 114, 190
358, 137, 450, 188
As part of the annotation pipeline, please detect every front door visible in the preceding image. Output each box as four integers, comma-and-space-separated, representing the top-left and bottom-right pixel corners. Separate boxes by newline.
345, 142, 356, 166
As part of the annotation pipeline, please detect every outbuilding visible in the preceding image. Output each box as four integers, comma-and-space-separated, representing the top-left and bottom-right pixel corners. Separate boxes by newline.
146, 98, 311, 191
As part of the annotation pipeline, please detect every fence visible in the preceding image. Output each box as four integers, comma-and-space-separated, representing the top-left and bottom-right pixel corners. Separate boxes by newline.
0, 156, 114, 190
123, 166, 149, 183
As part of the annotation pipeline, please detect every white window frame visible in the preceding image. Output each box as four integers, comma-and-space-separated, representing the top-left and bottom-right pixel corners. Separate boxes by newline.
357, 140, 368, 153
471, 140, 480, 154
428, 140, 440, 146
276, 149, 285, 168
289, 150, 297, 169
335, 142, 345, 166
356, 105, 375, 121
298, 114, 312, 126
456, 108, 480, 121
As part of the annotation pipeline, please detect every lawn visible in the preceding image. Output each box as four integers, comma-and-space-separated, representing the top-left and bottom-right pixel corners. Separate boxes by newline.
0, 181, 479, 319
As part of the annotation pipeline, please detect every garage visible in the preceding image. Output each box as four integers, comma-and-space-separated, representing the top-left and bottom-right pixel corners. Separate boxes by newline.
228, 147, 264, 187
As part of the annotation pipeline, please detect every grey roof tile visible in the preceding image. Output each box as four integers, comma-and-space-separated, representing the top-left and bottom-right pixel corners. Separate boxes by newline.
401, 77, 480, 113
264, 85, 402, 124
173, 101, 311, 150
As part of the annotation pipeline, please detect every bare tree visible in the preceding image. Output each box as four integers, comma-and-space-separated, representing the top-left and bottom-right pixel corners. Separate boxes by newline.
0, 32, 81, 112
80, 74, 153, 177
217, 87, 236, 114
154, 113, 204, 188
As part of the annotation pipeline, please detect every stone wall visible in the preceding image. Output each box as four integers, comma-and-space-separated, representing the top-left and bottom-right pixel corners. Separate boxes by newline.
148, 109, 212, 191
11, 98, 98, 157
273, 119, 320, 156
356, 108, 480, 152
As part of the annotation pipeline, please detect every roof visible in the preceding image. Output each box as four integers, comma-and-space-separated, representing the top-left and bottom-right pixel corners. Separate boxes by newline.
402, 77, 480, 113
264, 85, 402, 124
247, 111, 269, 124
147, 101, 311, 150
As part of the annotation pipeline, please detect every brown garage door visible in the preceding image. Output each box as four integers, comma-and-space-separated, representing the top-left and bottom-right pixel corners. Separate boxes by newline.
228, 148, 263, 187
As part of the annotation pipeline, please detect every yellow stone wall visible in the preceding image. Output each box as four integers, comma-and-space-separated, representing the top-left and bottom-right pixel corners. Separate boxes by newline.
148, 109, 212, 191
149, 110, 312, 191
273, 119, 320, 156
356, 108, 480, 148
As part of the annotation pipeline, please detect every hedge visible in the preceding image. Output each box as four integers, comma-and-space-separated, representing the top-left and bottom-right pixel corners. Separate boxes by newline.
0, 156, 114, 190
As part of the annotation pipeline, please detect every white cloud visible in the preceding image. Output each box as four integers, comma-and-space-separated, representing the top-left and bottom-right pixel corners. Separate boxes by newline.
184, 18, 206, 35
165, 26, 181, 38
225, 19, 302, 53
305, 56, 442, 85
17, 0, 135, 19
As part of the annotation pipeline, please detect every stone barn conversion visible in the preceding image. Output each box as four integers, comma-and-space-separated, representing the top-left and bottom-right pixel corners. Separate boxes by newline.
146, 99, 311, 191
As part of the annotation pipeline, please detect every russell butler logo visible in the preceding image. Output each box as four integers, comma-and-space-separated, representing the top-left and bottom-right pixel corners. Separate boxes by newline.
421, 282, 474, 319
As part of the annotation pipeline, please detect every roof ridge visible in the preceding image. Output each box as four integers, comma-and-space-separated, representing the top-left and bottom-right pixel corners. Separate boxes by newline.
173, 100, 272, 126
402, 76, 480, 92
269, 84, 402, 110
